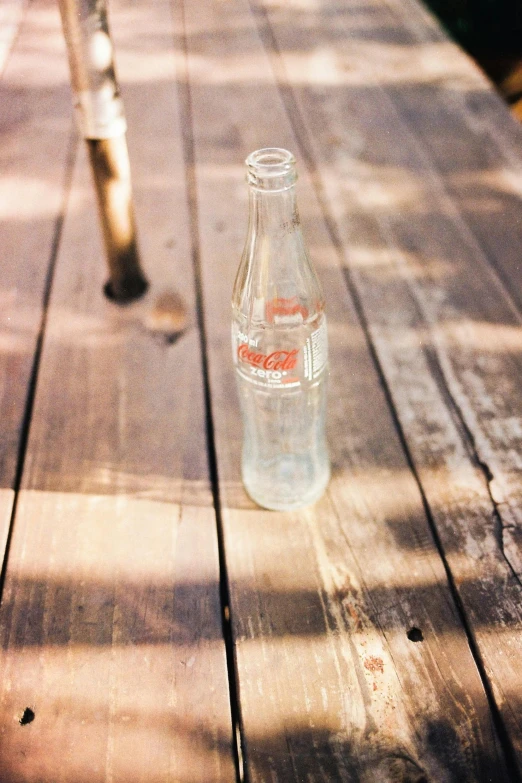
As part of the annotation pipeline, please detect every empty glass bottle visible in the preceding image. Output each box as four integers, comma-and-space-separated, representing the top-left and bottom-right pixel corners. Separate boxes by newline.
232, 148, 330, 510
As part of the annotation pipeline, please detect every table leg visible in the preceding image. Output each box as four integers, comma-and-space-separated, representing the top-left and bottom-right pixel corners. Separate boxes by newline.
58, 0, 148, 303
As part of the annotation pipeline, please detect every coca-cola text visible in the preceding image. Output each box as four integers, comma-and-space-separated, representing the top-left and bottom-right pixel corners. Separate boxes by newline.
238, 344, 298, 371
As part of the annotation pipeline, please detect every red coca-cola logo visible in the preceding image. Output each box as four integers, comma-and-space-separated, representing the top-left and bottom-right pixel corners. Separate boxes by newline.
238, 344, 298, 371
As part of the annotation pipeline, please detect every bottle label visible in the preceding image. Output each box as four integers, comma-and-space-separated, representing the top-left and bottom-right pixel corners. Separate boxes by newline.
303, 319, 328, 381
232, 320, 328, 389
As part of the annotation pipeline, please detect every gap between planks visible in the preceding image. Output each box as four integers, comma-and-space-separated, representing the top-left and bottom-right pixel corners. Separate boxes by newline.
176, 0, 245, 776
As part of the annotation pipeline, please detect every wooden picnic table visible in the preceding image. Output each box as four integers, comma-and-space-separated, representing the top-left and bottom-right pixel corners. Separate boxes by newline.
1, 0, 522, 779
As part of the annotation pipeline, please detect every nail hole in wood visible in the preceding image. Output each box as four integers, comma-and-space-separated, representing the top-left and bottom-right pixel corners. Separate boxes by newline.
19, 707, 35, 726
407, 627, 424, 643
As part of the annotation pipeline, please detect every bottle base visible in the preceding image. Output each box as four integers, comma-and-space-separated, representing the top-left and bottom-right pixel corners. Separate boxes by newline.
242, 456, 330, 511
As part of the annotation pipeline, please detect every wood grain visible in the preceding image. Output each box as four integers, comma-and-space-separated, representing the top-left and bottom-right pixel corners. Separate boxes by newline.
181, 0, 508, 779
254, 0, 522, 771
0, 0, 234, 779
0, 0, 74, 558
0, 493, 232, 783
384, 0, 522, 305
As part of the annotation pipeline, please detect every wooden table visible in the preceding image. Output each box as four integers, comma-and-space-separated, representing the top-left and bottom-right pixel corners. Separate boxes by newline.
1, 0, 521, 779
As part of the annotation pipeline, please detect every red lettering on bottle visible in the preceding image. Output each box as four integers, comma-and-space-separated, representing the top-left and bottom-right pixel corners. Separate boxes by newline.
263, 350, 298, 370
266, 297, 309, 322
238, 344, 298, 371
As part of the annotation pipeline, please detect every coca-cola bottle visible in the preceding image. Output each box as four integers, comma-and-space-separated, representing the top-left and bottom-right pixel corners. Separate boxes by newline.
232, 148, 330, 510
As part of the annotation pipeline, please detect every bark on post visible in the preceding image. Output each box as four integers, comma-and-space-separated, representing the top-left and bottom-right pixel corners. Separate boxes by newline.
58, 0, 148, 303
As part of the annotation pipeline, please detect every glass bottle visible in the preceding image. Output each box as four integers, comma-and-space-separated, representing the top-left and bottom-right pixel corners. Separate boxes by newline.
231, 148, 330, 510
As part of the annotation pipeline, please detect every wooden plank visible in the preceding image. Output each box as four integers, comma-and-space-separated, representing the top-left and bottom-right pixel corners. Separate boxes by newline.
0, 0, 74, 562
0, 0, 235, 779
0, 492, 232, 782
181, 0, 509, 779
253, 0, 522, 771
383, 0, 522, 305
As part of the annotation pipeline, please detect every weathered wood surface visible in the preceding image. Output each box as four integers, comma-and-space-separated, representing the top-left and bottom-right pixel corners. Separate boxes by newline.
383, 0, 522, 305
0, 0, 74, 565
253, 0, 522, 772
0, 0, 234, 779
181, 0, 511, 779
2, 0, 522, 779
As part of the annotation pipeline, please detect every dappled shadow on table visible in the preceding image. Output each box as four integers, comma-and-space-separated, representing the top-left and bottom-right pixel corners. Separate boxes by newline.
0, 560, 514, 781
2, 0, 522, 779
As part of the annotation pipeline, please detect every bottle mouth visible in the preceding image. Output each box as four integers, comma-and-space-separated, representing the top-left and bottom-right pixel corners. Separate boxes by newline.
246, 147, 297, 191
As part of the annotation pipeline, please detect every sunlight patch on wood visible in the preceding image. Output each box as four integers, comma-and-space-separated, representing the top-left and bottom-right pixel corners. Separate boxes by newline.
444, 320, 522, 355
0, 644, 232, 783
0, 0, 26, 76
281, 41, 483, 89
12, 491, 215, 577
348, 246, 455, 282
5, 3, 67, 87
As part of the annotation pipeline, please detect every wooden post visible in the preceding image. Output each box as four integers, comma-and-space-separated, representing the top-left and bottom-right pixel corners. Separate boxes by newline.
58, 0, 148, 303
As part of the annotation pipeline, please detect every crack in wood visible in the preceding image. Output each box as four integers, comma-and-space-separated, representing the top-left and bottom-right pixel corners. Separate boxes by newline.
423, 344, 522, 589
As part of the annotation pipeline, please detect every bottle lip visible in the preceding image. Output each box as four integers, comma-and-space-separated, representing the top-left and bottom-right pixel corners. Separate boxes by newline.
245, 147, 297, 191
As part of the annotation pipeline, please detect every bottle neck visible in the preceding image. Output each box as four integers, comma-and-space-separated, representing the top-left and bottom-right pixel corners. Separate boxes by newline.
233, 147, 324, 323
247, 185, 300, 240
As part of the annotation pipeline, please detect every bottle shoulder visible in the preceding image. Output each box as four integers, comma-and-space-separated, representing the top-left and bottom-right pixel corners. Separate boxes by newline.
232, 302, 326, 331
233, 227, 324, 303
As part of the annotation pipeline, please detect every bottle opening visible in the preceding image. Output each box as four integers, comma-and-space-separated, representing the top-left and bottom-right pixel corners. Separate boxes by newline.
246, 147, 297, 191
